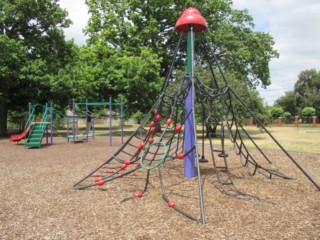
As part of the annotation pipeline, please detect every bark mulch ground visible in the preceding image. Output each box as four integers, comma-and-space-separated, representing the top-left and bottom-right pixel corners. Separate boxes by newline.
1, 136, 319, 240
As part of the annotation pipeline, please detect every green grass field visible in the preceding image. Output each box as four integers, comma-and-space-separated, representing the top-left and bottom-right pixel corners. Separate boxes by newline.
91, 123, 320, 154
223, 125, 320, 154
8, 121, 319, 154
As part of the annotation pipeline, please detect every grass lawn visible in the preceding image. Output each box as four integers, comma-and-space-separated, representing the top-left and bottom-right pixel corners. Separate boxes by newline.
226, 125, 320, 154
17, 121, 318, 154
79, 123, 320, 154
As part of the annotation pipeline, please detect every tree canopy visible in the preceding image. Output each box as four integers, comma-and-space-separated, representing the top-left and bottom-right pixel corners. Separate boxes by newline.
274, 91, 298, 116
275, 69, 320, 118
0, 0, 73, 136
294, 69, 320, 112
301, 107, 316, 117
270, 106, 284, 119
85, 0, 278, 87
2, 0, 280, 136
59, 43, 163, 115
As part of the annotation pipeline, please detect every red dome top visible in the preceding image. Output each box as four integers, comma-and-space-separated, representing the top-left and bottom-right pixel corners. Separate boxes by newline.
175, 7, 207, 33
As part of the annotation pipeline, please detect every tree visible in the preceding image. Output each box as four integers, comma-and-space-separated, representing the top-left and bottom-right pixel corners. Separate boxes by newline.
275, 69, 320, 120
0, 0, 72, 136
294, 69, 320, 115
82, 0, 278, 122
60, 42, 163, 116
283, 111, 292, 124
270, 106, 284, 119
301, 106, 316, 124
85, 0, 278, 87
0, 35, 26, 135
294, 69, 320, 98
301, 107, 315, 117
274, 91, 298, 116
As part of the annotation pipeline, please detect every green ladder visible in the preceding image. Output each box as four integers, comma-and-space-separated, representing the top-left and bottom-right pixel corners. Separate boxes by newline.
25, 122, 48, 148
25, 106, 49, 149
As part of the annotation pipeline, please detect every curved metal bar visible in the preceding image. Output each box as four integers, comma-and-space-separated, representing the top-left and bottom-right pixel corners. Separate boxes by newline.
157, 165, 200, 222
229, 87, 320, 190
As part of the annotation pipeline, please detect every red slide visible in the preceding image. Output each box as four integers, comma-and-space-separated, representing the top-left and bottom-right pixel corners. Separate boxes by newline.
9, 125, 31, 142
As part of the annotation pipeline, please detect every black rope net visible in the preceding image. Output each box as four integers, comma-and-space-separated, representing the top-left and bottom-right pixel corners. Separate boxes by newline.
74, 33, 319, 224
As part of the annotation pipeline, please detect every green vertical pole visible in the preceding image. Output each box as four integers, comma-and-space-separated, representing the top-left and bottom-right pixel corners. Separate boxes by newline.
187, 27, 193, 76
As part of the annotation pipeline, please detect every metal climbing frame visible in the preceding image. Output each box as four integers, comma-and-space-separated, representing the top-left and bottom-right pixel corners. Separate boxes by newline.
74, 7, 319, 225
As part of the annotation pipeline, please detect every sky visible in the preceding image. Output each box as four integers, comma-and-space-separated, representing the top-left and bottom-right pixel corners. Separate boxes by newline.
58, 0, 320, 105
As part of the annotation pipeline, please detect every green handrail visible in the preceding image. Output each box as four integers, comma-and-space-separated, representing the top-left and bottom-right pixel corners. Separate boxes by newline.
24, 109, 36, 129
25, 105, 50, 145
38, 106, 49, 133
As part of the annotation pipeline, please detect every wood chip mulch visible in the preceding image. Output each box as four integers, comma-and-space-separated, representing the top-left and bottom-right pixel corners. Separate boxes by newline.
1, 136, 319, 240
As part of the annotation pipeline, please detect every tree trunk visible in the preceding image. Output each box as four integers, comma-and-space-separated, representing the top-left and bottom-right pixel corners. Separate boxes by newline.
0, 99, 8, 137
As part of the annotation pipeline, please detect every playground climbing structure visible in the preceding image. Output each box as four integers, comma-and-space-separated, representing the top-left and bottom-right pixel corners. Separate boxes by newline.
10, 103, 54, 148
67, 98, 124, 145
74, 7, 319, 224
